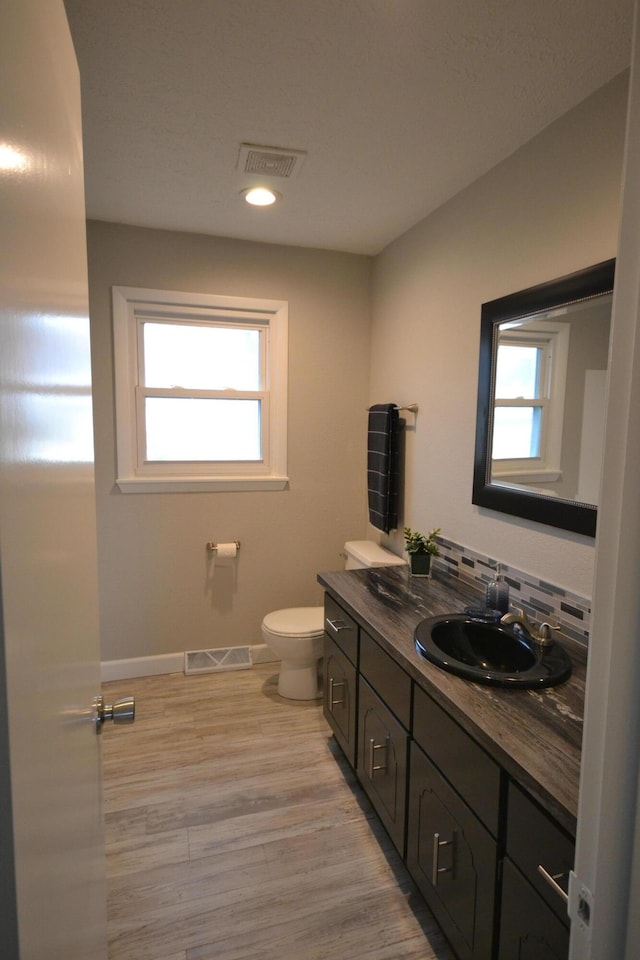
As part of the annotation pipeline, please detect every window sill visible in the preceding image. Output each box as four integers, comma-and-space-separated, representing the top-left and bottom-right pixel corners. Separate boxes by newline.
116, 476, 290, 494
492, 468, 561, 484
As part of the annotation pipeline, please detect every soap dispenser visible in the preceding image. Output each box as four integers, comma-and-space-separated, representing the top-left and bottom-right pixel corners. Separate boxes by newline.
486, 563, 509, 614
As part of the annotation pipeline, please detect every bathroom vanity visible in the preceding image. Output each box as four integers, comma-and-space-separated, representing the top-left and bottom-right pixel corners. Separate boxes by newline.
318, 565, 584, 960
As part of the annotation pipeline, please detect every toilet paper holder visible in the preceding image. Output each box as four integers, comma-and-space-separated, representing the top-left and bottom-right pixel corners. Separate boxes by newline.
206, 540, 241, 554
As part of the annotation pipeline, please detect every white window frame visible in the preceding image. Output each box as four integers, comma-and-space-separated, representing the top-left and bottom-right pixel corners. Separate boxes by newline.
112, 286, 288, 493
491, 320, 570, 485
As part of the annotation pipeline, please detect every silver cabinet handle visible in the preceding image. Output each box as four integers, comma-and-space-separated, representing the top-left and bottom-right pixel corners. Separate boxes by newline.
328, 677, 346, 708
537, 864, 570, 904
432, 832, 454, 886
95, 695, 135, 733
368, 736, 388, 778
326, 618, 350, 634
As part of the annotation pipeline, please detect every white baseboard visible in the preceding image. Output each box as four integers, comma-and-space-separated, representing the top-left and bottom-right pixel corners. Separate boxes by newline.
101, 653, 183, 682
101, 644, 279, 682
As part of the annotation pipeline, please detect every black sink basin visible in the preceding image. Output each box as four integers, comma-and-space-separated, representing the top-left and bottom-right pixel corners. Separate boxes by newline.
414, 614, 572, 688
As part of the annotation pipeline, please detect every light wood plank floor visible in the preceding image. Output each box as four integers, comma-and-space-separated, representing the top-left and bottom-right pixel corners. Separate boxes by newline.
102, 665, 455, 960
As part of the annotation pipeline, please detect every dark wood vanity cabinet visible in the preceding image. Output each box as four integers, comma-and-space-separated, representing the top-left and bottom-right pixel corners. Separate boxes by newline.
320, 590, 575, 960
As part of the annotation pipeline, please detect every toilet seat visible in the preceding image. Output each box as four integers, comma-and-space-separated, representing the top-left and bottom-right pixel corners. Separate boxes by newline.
261, 606, 324, 638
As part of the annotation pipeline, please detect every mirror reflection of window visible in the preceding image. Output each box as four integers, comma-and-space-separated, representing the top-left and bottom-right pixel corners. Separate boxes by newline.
493, 342, 544, 459
491, 319, 570, 487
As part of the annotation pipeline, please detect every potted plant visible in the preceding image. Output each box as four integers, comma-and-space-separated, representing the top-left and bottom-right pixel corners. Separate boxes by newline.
404, 526, 441, 578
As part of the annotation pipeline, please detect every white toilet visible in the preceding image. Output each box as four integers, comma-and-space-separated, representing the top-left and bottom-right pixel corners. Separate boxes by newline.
261, 540, 406, 700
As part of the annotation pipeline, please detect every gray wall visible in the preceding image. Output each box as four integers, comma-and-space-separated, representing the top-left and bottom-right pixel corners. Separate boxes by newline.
370, 72, 628, 598
89, 71, 628, 663
87, 223, 372, 661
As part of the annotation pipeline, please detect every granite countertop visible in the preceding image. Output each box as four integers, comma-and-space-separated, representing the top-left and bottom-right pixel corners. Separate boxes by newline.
318, 565, 585, 836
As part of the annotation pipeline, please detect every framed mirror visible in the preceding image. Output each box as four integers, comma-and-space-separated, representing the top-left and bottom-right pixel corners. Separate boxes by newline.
473, 259, 615, 537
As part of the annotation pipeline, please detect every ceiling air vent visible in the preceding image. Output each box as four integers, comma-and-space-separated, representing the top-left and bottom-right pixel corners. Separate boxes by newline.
237, 143, 306, 180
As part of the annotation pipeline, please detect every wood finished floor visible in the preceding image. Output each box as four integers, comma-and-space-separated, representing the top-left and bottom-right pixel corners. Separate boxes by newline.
102, 665, 455, 960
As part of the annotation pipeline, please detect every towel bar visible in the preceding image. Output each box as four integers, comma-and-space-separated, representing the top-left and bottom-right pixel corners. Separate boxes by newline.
366, 403, 418, 414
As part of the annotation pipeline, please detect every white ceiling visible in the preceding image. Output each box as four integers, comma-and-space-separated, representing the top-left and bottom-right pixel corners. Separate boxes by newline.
63, 0, 634, 255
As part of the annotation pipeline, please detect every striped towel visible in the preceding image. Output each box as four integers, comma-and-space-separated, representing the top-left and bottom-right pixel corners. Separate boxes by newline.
367, 404, 400, 533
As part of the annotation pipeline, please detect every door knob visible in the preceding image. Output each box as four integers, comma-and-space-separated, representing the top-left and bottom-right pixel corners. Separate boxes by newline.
95, 695, 135, 732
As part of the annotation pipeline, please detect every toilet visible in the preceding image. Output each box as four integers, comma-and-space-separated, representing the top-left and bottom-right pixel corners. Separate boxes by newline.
261, 540, 406, 700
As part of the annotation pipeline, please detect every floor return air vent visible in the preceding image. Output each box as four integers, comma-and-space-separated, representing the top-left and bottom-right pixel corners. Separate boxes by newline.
184, 646, 252, 675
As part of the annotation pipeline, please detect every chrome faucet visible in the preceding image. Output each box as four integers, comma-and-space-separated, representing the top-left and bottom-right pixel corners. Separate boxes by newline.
500, 606, 559, 647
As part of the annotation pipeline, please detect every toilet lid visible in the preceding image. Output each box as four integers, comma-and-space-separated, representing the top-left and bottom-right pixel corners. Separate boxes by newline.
262, 606, 325, 638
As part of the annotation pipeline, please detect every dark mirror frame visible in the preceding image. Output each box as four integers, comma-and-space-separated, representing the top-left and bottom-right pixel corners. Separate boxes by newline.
472, 258, 616, 538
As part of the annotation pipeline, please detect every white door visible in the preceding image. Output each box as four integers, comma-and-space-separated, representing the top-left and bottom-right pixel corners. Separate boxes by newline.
0, 1, 107, 958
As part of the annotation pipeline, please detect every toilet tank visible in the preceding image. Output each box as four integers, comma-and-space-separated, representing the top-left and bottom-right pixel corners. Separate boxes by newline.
344, 540, 406, 570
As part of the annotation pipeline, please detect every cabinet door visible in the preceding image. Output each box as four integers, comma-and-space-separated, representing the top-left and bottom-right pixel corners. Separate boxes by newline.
357, 678, 408, 856
499, 858, 569, 960
407, 742, 497, 960
323, 635, 357, 767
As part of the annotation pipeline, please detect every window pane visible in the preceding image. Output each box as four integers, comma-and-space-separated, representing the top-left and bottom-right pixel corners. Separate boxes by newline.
145, 398, 261, 461
143, 322, 261, 390
492, 407, 541, 460
495, 344, 541, 399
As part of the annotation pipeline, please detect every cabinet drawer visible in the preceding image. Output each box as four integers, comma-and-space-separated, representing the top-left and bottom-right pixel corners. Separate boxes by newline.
499, 857, 569, 959
323, 635, 357, 767
413, 685, 501, 837
506, 780, 574, 926
407, 741, 497, 960
324, 594, 358, 665
359, 629, 411, 729
357, 678, 408, 856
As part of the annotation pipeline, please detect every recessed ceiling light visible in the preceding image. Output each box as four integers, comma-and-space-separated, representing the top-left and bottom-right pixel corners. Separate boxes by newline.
242, 186, 280, 207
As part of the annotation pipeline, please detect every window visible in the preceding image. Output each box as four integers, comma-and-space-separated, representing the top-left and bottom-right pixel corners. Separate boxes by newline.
491, 320, 570, 485
493, 339, 546, 461
112, 286, 288, 492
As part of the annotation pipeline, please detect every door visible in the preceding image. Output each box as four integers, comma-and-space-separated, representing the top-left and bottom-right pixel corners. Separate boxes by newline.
407, 743, 497, 960
357, 678, 408, 855
0, 1, 107, 958
323, 635, 357, 766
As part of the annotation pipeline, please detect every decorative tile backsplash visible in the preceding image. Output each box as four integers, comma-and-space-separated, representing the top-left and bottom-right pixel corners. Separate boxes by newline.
433, 536, 591, 647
